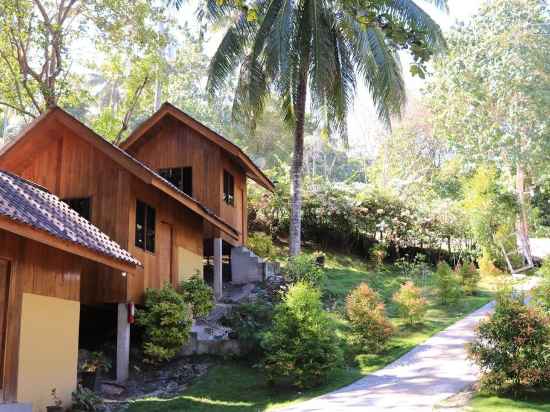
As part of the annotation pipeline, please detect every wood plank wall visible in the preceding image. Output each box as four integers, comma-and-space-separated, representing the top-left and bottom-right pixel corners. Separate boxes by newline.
127, 116, 248, 246
0, 229, 82, 402
1, 118, 205, 304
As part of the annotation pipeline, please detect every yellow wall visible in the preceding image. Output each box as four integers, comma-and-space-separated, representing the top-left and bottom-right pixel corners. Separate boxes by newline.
177, 247, 204, 282
17, 293, 80, 412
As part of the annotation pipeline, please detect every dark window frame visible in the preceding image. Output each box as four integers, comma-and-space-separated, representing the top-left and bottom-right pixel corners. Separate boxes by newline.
158, 167, 193, 197
135, 200, 156, 253
62, 197, 92, 222
223, 170, 235, 207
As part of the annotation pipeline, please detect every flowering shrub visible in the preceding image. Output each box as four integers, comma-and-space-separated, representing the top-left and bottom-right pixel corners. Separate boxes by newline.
434, 262, 463, 304
346, 283, 394, 353
393, 281, 428, 325
136, 284, 192, 363
261, 282, 342, 388
456, 262, 480, 295
468, 292, 550, 396
284, 254, 324, 287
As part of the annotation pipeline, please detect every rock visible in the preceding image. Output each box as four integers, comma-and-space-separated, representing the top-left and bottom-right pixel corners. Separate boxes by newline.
100, 382, 126, 396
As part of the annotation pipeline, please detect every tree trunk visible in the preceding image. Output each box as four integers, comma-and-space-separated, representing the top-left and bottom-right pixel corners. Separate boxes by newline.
516, 165, 533, 266
289, 67, 308, 256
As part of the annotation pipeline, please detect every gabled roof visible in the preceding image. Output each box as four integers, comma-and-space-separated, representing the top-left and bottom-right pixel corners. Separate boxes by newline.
120, 102, 275, 192
0, 170, 140, 271
0, 107, 240, 240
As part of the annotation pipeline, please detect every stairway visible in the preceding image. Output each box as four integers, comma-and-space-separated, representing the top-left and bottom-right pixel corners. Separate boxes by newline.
231, 246, 266, 285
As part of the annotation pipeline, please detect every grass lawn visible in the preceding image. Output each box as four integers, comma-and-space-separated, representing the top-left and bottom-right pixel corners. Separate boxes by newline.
468, 392, 550, 412
127, 251, 502, 412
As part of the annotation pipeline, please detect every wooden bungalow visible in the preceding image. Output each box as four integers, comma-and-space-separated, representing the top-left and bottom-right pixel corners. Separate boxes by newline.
120, 102, 274, 284
0, 170, 139, 412
0, 107, 241, 383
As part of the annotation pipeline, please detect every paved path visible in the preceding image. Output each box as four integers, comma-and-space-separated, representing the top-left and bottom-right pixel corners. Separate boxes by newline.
279, 278, 539, 412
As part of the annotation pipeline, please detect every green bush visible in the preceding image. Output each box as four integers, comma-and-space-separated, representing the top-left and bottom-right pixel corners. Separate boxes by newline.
71, 385, 104, 411
468, 292, 550, 396
247, 232, 275, 258
392, 281, 428, 325
226, 298, 274, 359
457, 262, 480, 295
434, 262, 463, 304
537, 258, 550, 278
136, 284, 192, 364
178, 275, 214, 318
260, 282, 342, 389
346, 282, 394, 353
533, 277, 550, 313
478, 253, 504, 277
284, 254, 324, 287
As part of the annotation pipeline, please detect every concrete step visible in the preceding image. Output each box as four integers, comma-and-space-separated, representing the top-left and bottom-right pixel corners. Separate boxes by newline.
0, 404, 32, 412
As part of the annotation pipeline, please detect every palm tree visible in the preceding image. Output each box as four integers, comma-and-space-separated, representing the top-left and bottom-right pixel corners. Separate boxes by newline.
202, 0, 447, 256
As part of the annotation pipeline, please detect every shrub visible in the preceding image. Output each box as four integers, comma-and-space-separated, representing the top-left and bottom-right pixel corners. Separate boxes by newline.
71, 385, 104, 411
468, 292, 550, 396
178, 275, 215, 318
533, 277, 550, 313
247, 232, 275, 258
537, 258, 550, 278
260, 282, 342, 388
479, 254, 504, 277
226, 298, 274, 359
284, 254, 324, 287
346, 282, 394, 353
370, 243, 387, 266
457, 262, 480, 295
392, 281, 428, 325
136, 284, 192, 363
434, 262, 463, 304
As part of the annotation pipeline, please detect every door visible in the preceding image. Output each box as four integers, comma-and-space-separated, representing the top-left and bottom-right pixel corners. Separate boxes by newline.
158, 223, 174, 287
0, 260, 10, 399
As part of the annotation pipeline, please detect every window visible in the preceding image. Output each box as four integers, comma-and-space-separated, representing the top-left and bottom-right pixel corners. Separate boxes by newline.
135, 200, 156, 253
223, 170, 235, 206
63, 197, 91, 221
159, 167, 193, 196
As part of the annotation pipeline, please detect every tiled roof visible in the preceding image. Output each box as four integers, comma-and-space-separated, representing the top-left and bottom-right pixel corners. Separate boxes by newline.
0, 170, 140, 267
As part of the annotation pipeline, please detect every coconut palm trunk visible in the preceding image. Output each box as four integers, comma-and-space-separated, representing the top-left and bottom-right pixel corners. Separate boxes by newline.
289, 66, 309, 256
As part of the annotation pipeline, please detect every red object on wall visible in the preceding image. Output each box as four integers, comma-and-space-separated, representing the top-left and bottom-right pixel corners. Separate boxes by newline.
127, 302, 135, 324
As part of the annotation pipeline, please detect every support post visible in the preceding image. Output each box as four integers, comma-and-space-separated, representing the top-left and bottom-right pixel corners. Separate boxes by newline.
116, 303, 130, 383
213, 238, 223, 301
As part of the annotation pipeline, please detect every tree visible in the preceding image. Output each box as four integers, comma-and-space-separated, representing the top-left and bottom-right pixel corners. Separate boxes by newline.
427, 0, 550, 266
197, 0, 447, 255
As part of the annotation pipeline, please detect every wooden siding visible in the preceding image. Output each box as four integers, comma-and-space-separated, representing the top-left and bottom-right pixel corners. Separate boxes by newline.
0, 229, 82, 402
126, 116, 247, 246
2, 118, 204, 304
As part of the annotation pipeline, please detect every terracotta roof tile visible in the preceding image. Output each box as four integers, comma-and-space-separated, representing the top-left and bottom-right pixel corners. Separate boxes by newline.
0, 170, 140, 267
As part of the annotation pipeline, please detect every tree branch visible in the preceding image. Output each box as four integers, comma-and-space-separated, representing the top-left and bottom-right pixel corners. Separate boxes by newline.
114, 75, 150, 144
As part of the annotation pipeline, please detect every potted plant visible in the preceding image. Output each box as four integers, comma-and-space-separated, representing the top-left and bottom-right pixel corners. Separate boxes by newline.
79, 351, 111, 390
71, 385, 104, 412
46, 388, 63, 412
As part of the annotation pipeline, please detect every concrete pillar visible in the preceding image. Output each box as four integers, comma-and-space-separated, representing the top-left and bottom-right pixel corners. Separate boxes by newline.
116, 303, 130, 382
213, 238, 223, 301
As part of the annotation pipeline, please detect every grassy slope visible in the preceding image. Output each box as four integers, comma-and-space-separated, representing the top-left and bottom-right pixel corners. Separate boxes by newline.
128, 251, 500, 412
468, 393, 550, 412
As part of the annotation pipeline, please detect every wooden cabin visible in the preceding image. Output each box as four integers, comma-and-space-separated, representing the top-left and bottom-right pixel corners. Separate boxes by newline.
0, 171, 139, 412
120, 103, 274, 282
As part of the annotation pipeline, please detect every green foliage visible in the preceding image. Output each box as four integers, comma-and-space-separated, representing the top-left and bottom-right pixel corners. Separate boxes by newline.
226, 298, 274, 359
532, 277, 550, 314
260, 283, 342, 389
370, 243, 387, 266
246, 232, 275, 259
478, 254, 504, 277
457, 262, 481, 296
136, 284, 192, 364
71, 385, 104, 412
79, 351, 111, 373
346, 283, 394, 353
178, 275, 215, 319
392, 281, 428, 325
284, 254, 324, 287
434, 262, 463, 304
537, 258, 550, 279
468, 292, 550, 396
